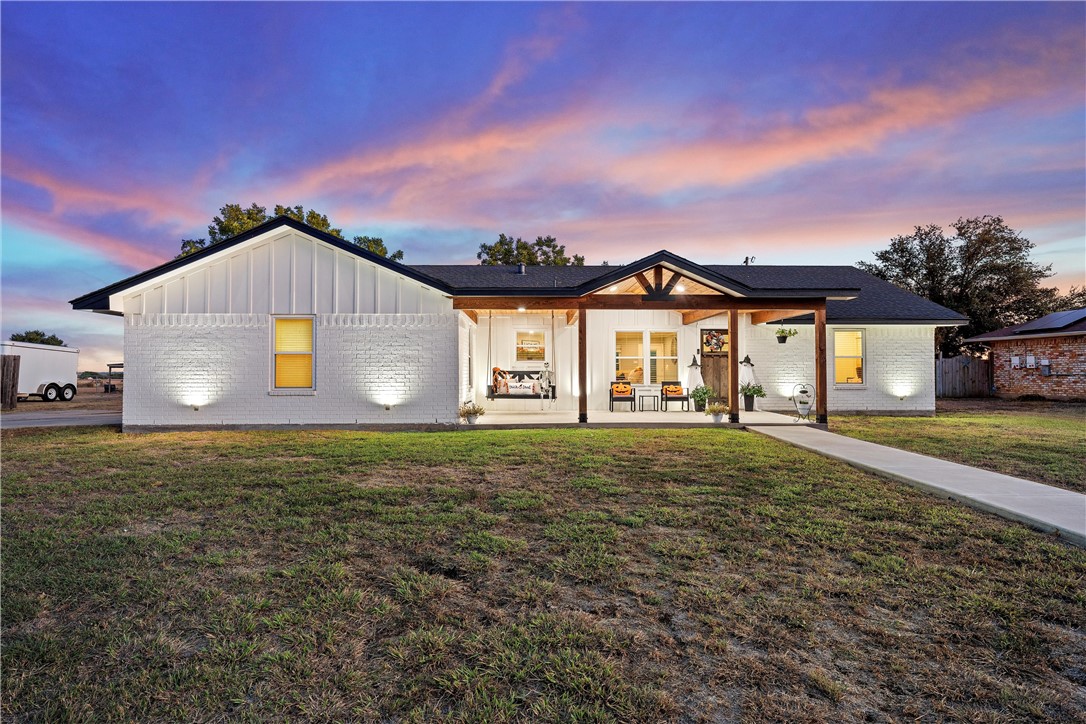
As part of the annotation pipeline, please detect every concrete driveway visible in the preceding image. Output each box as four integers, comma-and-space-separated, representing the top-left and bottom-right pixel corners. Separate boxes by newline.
1, 410, 122, 429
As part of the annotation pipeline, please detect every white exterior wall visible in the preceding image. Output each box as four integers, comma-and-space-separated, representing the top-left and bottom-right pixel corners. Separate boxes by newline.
742, 318, 936, 413
473, 309, 714, 412
474, 311, 936, 414
123, 313, 460, 427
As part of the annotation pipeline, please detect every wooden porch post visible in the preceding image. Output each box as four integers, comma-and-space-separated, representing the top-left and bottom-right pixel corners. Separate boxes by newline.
578, 306, 588, 424
728, 309, 739, 423
815, 304, 828, 424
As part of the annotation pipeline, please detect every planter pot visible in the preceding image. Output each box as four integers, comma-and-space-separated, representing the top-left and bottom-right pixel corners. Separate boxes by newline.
465, 415, 478, 425
694, 400, 706, 412
777, 335, 788, 344
710, 413, 724, 423
743, 395, 755, 412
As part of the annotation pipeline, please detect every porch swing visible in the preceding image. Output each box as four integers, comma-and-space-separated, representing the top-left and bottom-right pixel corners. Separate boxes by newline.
485, 310, 558, 401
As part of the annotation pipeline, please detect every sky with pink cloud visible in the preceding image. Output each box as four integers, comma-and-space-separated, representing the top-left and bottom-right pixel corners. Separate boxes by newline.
2, 2, 1084, 371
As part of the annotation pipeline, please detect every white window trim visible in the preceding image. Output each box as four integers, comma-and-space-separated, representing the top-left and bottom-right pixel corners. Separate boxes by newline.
614, 329, 680, 386
514, 329, 548, 365
833, 328, 866, 389
270, 315, 317, 394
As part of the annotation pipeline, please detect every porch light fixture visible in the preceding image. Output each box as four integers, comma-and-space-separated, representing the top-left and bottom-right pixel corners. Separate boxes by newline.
676, 285, 686, 293
517, 306, 526, 312
609, 285, 618, 292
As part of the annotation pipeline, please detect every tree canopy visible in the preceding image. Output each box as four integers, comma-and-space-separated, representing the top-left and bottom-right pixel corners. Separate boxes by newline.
177, 203, 403, 261
10, 330, 65, 346
858, 215, 1085, 355
477, 234, 585, 266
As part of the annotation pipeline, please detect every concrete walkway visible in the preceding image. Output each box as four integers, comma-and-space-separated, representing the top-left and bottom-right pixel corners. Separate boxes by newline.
1, 410, 122, 429
752, 425, 1086, 548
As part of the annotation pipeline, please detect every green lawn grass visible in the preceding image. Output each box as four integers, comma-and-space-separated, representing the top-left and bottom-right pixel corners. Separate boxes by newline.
3, 427, 1084, 721
831, 408, 1086, 494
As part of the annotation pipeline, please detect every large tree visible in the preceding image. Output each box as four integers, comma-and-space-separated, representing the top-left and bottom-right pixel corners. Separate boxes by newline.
10, 330, 65, 346
177, 203, 403, 261
477, 234, 585, 266
859, 215, 1084, 355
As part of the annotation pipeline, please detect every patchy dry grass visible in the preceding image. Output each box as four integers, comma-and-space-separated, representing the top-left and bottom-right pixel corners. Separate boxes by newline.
831, 400, 1086, 494
2, 427, 1084, 721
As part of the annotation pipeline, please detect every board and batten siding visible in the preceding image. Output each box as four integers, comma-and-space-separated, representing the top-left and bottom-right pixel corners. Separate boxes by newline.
121, 231, 451, 316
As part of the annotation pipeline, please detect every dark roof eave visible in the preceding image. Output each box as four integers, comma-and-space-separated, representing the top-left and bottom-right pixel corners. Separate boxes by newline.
780, 316, 968, 326
448, 287, 860, 299
71, 216, 455, 311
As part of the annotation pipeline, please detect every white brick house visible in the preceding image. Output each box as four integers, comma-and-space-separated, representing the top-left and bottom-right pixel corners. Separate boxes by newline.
72, 217, 965, 429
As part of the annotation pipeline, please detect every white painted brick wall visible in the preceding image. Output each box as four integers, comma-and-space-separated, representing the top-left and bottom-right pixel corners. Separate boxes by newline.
123, 313, 460, 426
742, 319, 937, 413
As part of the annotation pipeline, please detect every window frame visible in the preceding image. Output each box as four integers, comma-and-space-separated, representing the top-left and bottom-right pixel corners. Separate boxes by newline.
270, 315, 316, 394
614, 329, 680, 385
514, 329, 547, 364
833, 328, 866, 388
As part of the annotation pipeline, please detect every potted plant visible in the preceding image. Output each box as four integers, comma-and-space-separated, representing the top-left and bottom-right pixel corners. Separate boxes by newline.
705, 401, 728, 423
458, 402, 486, 424
775, 327, 798, 344
738, 382, 766, 412
690, 384, 713, 412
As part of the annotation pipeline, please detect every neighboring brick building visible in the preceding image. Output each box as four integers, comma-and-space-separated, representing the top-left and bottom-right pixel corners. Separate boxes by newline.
965, 308, 1086, 401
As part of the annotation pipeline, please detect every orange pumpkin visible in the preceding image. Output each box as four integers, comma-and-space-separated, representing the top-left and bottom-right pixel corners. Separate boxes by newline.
611, 383, 632, 396
662, 385, 684, 397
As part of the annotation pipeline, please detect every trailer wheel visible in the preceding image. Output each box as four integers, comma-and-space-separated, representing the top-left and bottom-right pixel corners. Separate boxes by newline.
61, 385, 76, 401
43, 384, 61, 402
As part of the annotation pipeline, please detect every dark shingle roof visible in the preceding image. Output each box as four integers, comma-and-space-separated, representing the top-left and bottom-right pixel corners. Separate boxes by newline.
412, 263, 966, 324
964, 308, 1086, 342
69, 216, 965, 325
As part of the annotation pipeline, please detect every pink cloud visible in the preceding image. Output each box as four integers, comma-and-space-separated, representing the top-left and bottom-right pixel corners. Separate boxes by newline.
3, 158, 205, 229
2, 203, 169, 270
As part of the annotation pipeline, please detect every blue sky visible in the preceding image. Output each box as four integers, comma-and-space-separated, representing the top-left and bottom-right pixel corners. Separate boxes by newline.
2, 2, 1083, 369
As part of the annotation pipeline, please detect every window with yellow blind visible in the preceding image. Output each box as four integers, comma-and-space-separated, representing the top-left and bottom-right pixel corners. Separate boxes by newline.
834, 329, 864, 385
274, 317, 314, 389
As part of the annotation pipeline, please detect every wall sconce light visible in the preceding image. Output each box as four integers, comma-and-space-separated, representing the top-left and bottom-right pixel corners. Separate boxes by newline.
384, 403, 392, 411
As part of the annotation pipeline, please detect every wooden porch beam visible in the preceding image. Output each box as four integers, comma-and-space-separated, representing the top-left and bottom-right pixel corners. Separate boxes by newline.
653, 266, 663, 292
565, 309, 578, 326
633, 272, 654, 295
460, 310, 478, 324
661, 272, 682, 296
728, 309, 740, 423
681, 309, 724, 325
814, 304, 828, 424
452, 296, 826, 311
749, 310, 807, 326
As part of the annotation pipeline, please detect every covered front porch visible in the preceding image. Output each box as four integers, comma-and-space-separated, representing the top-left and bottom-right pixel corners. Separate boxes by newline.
456, 253, 855, 425
475, 408, 818, 428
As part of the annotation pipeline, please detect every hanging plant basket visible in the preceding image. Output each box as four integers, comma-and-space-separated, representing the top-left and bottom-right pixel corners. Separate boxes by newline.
775, 327, 798, 344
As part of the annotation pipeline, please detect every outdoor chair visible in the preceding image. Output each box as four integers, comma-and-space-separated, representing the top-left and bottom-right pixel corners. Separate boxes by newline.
660, 381, 689, 411
609, 381, 636, 412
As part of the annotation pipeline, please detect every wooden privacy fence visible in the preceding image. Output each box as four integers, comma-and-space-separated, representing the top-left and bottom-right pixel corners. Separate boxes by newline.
935, 356, 991, 398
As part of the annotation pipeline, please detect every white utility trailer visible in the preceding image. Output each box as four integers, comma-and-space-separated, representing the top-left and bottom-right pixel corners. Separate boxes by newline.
0, 341, 80, 401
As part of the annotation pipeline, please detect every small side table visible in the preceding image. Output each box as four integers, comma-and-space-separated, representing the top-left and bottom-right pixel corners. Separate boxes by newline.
638, 393, 659, 411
